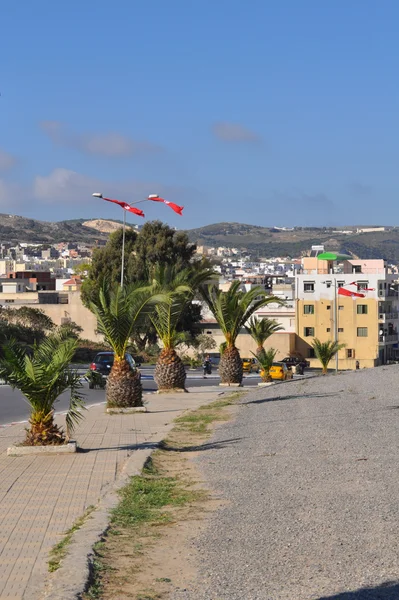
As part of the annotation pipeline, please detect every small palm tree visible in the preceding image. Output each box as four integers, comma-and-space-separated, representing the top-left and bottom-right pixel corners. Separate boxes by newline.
0, 332, 85, 446
151, 265, 215, 391
253, 348, 278, 382
311, 339, 346, 374
245, 317, 284, 360
89, 283, 165, 407
201, 282, 281, 385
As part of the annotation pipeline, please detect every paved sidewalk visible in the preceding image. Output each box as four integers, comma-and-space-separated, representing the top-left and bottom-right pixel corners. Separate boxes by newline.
0, 387, 222, 600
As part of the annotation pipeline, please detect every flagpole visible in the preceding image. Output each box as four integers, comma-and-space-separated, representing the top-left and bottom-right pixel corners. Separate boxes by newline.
120, 209, 126, 288
334, 279, 338, 373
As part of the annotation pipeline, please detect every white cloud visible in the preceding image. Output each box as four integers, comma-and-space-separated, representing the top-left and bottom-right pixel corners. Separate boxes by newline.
0, 149, 17, 171
212, 122, 261, 143
40, 121, 162, 157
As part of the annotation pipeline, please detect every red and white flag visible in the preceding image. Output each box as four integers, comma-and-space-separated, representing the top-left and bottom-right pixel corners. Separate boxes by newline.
103, 197, 145, 217
147, 195, 184, 216
348, 281, 375, 291
338, 287, 366, 298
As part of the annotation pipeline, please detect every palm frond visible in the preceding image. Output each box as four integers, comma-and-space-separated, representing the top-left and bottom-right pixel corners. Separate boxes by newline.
245, 317, 284, 347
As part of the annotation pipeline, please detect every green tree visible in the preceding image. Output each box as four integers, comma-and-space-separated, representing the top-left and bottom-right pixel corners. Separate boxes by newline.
81, 228, 138, 305
151, 265, 215, 391
88, 283, 166, 407
0, 332, 85, 445
57, 321, 83, 340
193, 333, 217, 359
1, 306, 55, 332
253, 348, 278, 382
200, 282, 280, 385
311, 339, 346, 374
245, 317, 284, 360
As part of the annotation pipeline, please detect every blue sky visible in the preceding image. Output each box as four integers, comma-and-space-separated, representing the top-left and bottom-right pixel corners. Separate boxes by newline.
1, 0, 398, 229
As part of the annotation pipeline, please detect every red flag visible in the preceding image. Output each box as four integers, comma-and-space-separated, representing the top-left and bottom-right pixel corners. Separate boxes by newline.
338, 287, 365, 298
348, 281, 375, 291
148, 195, 184, 216
103, 197, 145, 217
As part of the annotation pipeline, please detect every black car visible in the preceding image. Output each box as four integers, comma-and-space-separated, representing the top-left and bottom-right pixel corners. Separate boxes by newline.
281, 356, 310, 368
88, 352, 139, 388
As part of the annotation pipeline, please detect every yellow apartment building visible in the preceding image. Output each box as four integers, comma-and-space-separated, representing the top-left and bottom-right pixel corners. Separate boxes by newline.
295, 254, 399, 369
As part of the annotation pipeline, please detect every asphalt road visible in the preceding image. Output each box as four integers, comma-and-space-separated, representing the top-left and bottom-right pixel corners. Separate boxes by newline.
0, 367, 264, 427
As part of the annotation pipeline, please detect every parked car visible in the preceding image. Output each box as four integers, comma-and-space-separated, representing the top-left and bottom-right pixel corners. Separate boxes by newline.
88, 352, 140, 389
242, 358, 259, 373
261, 362, 293, 381
281, 356, 310, 368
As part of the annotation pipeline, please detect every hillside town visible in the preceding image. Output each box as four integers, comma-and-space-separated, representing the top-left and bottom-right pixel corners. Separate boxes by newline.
0, 232, 398, 372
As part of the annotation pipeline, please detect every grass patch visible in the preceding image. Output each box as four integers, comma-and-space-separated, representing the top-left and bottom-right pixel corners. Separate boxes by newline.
48, 505, 95, 572
83, 391, 243, 599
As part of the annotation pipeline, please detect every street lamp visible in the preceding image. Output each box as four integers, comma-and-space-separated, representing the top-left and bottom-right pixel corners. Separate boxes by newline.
92, 192, 184, 287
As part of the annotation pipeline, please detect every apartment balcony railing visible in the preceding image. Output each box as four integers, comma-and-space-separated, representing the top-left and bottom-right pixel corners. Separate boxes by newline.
379, 312, 399, 320
379, 334, 399, 343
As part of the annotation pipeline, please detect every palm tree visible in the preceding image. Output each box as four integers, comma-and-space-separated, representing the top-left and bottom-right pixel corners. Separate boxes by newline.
89, 283, 165, 407
151, 265, 215, 391
0, 332, 85, 445
200, 281, 281, 385
245, 317, 284, 360
253, 348, 278, 382
311, 339, 346, 374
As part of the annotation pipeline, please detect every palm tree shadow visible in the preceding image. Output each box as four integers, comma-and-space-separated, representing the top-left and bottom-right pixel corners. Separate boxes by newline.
246, 393, 337, 405
77, 437, 242, 453
317, 581, 399, 599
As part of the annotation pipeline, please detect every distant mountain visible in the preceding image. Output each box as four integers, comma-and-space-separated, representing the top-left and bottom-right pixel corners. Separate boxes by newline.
0, 214, 398, 262
185, 222, 399, 262
0, 215, 132, 244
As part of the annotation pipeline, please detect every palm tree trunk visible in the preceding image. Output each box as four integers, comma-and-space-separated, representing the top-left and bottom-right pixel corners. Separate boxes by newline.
25, 410, 65, 446
256, 345, 266, 362
106, 358, 143, 407
154, 348, 187, 391
261, 369, 272, 383
219, 345, 243, 384
322, 366, 328, 374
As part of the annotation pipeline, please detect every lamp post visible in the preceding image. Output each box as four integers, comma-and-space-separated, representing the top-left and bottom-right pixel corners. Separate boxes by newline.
321, 279, 339, 373
92, 192, 184, 288
92, 192, 149, 288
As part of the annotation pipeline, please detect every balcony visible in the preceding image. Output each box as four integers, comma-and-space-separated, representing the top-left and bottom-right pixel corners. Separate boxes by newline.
379, 334, 399, 344
379, 312, 399, 320
378, 290, 399, 298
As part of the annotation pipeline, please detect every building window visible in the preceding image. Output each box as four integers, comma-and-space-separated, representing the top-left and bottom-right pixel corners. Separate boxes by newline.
338, 328, 344, 332
304, 282, 314, 292
304, 305, 314, 314
357, 305, 368, 314
326, 328, 331, 332
326, 281, 332, 288
304, 327, 315, 337
337, 282, 344, 288
309, 348, 315, 358
326, 305, 331, 310
338, 305, 344, 310
357, 282, 369, 290
346, 349, 355, 358
357, 327, 368, 337
353, 266, 362, 273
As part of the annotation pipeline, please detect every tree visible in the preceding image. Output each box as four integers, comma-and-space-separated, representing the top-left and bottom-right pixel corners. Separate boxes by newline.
253, 348, 278, 382
151, 265, 215, 391
0, 332, 85, 445
245, 317, 284, 360
88, 283, 165, 407
311, 339, 346, 374
72, 262, 92, 279
200, 282, 281, 384
1, 306, 55, 332
81, 228, 138, 306
81, 221, 197, 307
57, 321, 83, 340
193, 333, 217, 358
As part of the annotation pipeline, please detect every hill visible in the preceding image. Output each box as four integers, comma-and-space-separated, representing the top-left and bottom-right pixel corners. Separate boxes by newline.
185, 222, 399, 262
0, 215, 132, 244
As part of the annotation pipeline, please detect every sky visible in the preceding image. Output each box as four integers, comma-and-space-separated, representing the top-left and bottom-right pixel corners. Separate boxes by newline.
1, 0, 399, 229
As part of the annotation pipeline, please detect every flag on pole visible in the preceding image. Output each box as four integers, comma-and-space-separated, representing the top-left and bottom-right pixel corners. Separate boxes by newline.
103, 197, 145, 217
147, 195, 184, 216
348, 281, 375, 291
338, 287, 366, 298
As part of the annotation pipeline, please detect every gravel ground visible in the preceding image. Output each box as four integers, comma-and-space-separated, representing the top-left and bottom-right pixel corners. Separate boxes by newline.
172, 366, 399, 600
